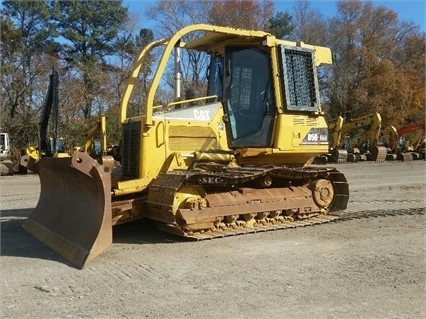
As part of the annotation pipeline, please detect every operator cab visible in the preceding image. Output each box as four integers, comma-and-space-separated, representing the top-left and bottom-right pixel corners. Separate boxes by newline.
208, 45, 321, 149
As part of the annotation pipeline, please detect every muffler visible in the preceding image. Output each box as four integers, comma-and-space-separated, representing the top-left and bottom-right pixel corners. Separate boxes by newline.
22, 152, 112, 269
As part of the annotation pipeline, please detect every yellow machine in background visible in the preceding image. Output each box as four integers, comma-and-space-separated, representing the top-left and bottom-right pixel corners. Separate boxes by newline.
327, 116, 348, 163
334, 112, 387, 162
380, 125, 399, 160
23, 24, 349, 268
20, 65, 69, 173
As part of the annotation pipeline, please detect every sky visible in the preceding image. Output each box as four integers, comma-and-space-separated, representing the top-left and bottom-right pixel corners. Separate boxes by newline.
275, 0, 426, 31
124, 0, 426, 32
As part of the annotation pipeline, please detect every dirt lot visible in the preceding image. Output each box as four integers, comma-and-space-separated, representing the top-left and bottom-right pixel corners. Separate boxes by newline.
1, 161, 425, 319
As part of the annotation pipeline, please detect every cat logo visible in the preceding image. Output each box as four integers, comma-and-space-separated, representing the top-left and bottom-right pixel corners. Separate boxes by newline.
193, 109, 210, 121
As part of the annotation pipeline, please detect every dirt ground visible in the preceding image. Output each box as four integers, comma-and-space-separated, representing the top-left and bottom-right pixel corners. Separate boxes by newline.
1, 160, 425, 319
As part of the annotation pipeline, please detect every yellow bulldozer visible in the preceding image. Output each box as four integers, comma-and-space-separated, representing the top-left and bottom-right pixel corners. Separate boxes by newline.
22, 24, 349, 268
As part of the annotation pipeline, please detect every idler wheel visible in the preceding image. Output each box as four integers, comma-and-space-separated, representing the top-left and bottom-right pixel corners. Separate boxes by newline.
309, 179, 334, 208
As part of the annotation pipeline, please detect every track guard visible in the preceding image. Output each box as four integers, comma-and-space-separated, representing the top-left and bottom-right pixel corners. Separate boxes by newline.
22, 152, 112, 269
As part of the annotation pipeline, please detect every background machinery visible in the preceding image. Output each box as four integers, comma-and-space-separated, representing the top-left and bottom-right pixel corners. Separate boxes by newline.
0, 132, 14, 175
333, 112, 387, 162
20, 65, 64, 173
327, 116, 348, 163
380, 125, 399, 160
397, 121, 425, 160
22, 24, 350, 268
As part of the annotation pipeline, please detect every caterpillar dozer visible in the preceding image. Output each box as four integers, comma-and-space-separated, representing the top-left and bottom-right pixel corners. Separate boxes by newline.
23, 24, 349, 268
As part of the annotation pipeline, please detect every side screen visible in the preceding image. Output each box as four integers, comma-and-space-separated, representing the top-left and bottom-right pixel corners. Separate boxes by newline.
280, 46, 320, 112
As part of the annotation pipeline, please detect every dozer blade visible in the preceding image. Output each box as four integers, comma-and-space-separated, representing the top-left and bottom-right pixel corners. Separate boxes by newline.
22, 152, 112, 269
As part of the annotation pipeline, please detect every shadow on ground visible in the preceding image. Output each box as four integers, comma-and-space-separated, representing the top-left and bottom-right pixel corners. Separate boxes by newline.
1, 208, 189, 267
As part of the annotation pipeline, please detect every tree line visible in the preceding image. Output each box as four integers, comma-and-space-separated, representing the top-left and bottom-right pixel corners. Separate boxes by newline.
1, 0, 424, 150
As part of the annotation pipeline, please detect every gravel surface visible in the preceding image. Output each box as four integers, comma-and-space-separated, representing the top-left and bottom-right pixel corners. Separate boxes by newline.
1, 160, 425, 319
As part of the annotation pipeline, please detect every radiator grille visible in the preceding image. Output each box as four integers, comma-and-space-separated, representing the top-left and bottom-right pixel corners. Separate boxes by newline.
122, 121, 141, 178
